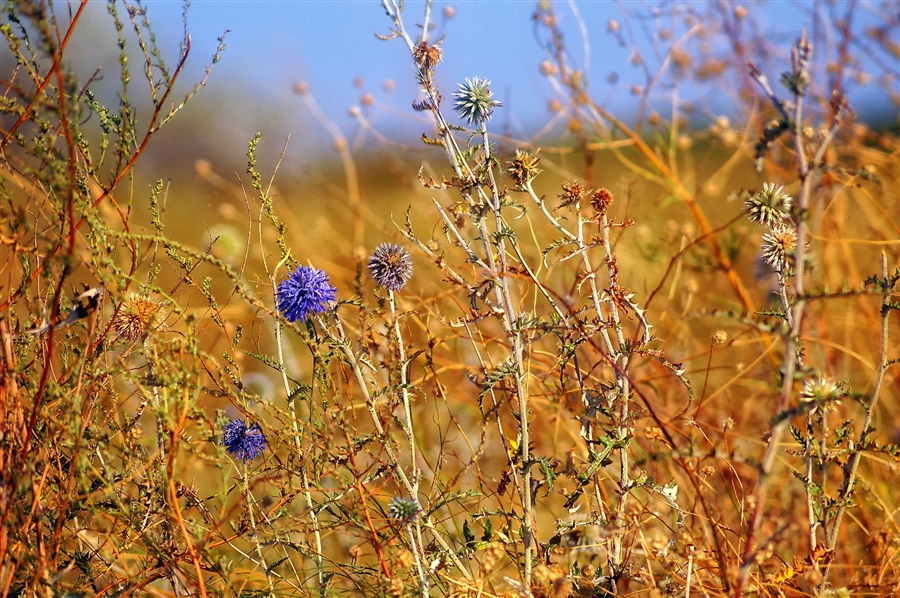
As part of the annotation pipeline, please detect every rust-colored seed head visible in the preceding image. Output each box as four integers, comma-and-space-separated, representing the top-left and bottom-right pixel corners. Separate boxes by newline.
413, 41, 442, 69
558, 181, 585, 208
507, 149, 541, 188
590, 188, 613, 216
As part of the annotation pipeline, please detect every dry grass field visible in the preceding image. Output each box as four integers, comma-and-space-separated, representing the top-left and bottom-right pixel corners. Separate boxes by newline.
1, 1, 899, 596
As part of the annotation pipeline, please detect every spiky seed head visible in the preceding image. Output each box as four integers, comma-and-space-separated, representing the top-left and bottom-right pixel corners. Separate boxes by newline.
799, 376, 843, 403
507, 149, 542, 188
745, 182, 793, 226
558, 181, 586, 208
276, 265, 337, 323
112, 293, 163, 343
760, 224, 797, 273
367, 243, 413, 292
590, 188, 614, 217
800, 376, 843, 413
387, 496, 422, 522
453, 77, 502, 126
413, 42, 442, 70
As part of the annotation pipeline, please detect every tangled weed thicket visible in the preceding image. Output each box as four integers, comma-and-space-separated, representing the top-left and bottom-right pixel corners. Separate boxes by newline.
1, 1, 899, 596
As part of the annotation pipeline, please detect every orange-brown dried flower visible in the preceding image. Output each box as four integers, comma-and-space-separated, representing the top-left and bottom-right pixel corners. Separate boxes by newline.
590, 188, 613, 217
413, 41, 442, 69
507, 149, 541, 188
558, 181, 585, 208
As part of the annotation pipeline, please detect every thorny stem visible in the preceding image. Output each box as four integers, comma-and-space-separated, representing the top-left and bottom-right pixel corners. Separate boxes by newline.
388, 291, 429, 596
594, 209, 633, 581
382, 0, 536, 583
275, 316, 326, 596
522, 178, 638, 583
242, 464, 274, 595
328, 316, 474, 581
737, 32, 816, 596
803, 408, 820, 568
476, 124, 535, 584
406, 522, 429, 598
271, 252, 326, 593
825, 252, 893, 552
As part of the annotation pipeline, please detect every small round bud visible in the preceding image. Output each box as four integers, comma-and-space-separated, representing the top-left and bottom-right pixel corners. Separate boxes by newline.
539, 59, 558, 77
712, 330, 727, 345
387, 496, 422, 522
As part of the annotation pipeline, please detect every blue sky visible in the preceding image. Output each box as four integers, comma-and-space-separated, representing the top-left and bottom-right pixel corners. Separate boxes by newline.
67, 1, 897, 162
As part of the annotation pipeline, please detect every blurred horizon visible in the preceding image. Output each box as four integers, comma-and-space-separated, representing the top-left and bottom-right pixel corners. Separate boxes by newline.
49, 0, 896, 178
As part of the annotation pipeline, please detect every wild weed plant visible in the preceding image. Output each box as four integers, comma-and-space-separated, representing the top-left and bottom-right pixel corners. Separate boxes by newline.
1, 1, 898, 597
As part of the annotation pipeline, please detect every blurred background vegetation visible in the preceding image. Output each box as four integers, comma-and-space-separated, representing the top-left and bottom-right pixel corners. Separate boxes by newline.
2, 0, 899, 596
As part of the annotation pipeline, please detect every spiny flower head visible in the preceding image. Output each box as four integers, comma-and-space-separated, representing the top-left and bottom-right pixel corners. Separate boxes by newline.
507, 149, 542, 188
745, 182, 793, 226
760, 224, 797, 273
221, 419, 268, 461
590, 188, 614, 218
453, 77, 502, 126
387, 496, 422, 522
412, 41, 442, 70
367, 243, 414, 292
558, 180, 586, 208
112, 292, 163, 343
276, 265, 337, 323
799, 376, 843, 413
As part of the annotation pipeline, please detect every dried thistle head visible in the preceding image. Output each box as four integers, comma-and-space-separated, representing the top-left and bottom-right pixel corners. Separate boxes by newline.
760, 224, 798, 274
590, 188, 614, 218
112, 292, 163, 343
507, 149, 541, 188
712, 329, 728, 345
367, 243, 414, 292
480, 542, 505, 574
413, 41, 443, 70
558, 180, 586, 209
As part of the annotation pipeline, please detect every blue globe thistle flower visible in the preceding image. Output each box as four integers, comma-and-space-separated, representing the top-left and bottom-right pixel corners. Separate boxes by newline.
221, 419, 268, 461
453, 77, 502, 126
387, 496, 422, 522
367, 243, 413, 292
276, 265, 337, 322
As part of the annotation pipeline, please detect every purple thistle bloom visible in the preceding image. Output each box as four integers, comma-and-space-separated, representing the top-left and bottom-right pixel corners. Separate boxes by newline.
221, 419, 268, 461
276, 265, 337, 322
367, 243, 414, 292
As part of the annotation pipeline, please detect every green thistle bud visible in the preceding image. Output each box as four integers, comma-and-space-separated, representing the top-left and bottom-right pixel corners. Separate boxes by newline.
453, 77, 502, 126
744, 182, 793, 226
387, 496, 422, 522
